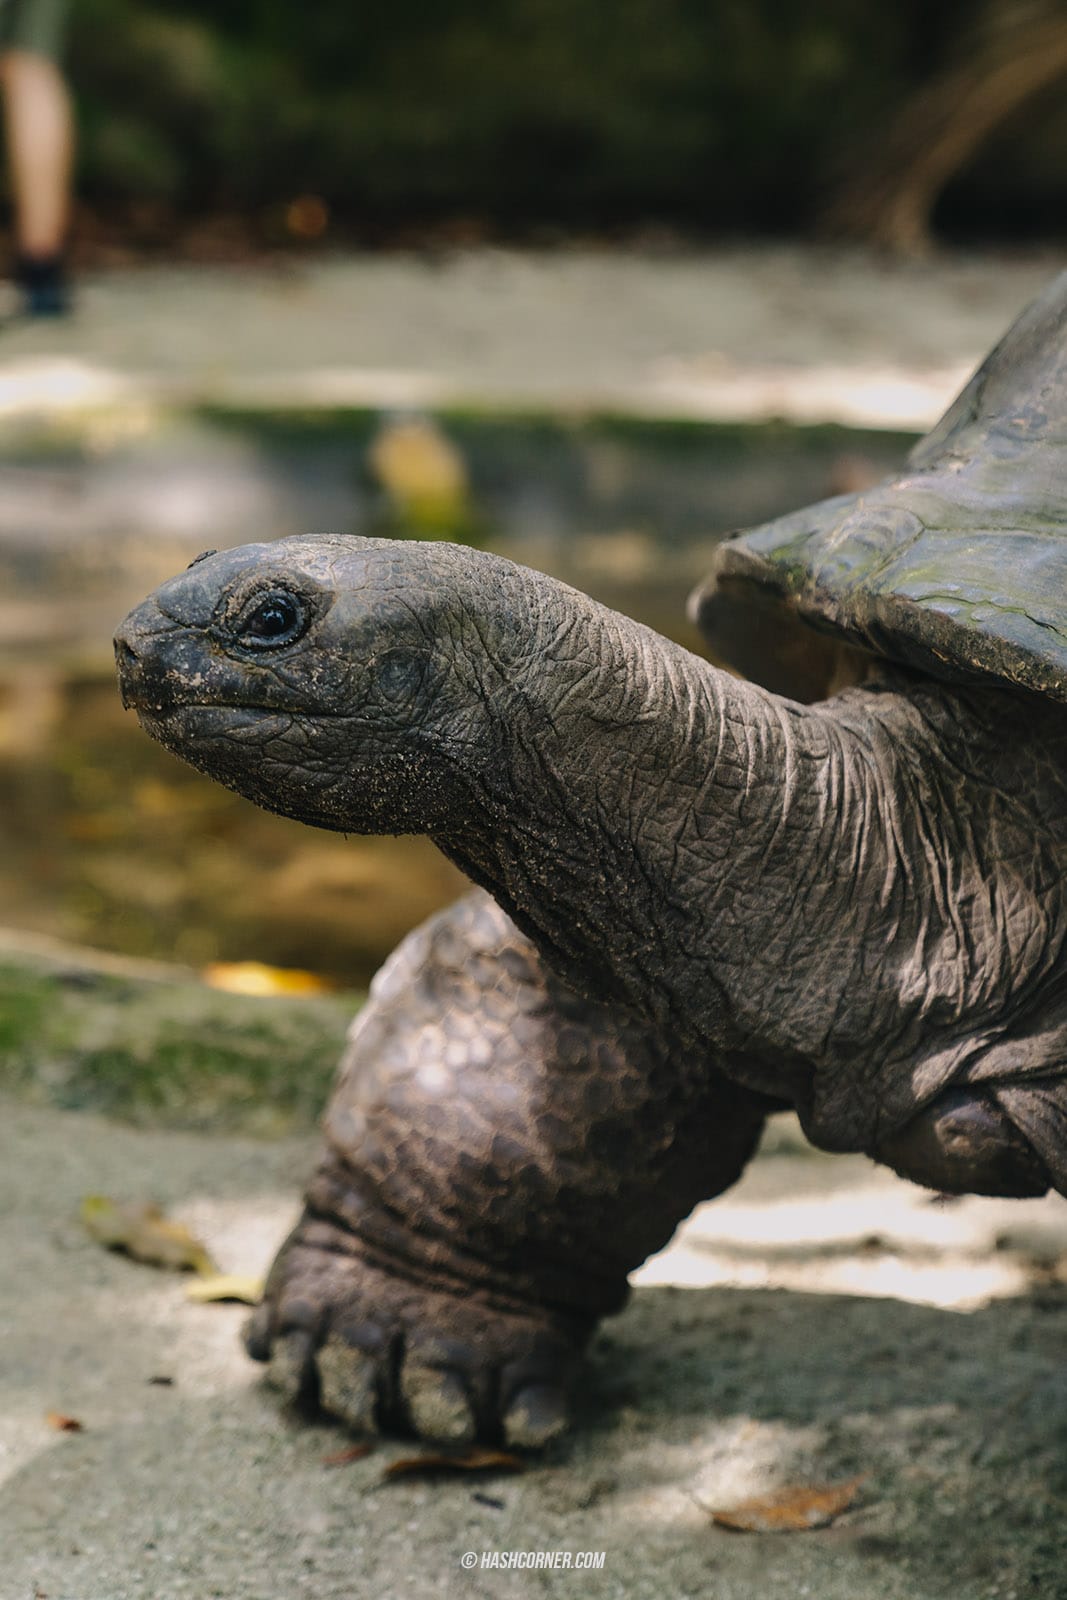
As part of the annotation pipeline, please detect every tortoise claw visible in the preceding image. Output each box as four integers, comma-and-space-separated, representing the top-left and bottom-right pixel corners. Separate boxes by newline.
402, 1365, 477, 1444
503, 1383, 570, 1448
245, 1213, 582, 1447
316, 1332, 379, 1431
266, 1329, 318, 1405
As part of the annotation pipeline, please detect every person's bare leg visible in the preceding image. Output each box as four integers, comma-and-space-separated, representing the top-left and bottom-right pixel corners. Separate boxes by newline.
0, 48, 72, 311
0, 49, 72, 254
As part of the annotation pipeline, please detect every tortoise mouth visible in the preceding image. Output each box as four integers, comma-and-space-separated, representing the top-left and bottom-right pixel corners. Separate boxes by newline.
134, 701, 297, 747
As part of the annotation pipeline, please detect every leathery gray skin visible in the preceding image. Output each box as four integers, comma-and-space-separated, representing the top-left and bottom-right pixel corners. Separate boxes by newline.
116, 534, 1067, 1443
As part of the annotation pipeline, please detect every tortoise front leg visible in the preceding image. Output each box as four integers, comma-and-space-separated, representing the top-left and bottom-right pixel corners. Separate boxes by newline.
245, 890, 768, 1446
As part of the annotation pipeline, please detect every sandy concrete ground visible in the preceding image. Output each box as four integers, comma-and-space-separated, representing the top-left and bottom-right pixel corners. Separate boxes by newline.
0, 246, 1060, 428
2, 1100, 1065, 1600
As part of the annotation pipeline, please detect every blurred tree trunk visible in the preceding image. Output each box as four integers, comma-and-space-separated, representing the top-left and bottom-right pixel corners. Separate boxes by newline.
822, 1, 1067, 253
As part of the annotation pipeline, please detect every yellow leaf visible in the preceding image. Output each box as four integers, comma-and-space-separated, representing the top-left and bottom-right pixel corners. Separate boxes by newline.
368, 417, 467, 511
185, 1274, 264, 1305
200, 960, 334, 996
81, 1196, 218, 1275
708, 1474, 866, 1532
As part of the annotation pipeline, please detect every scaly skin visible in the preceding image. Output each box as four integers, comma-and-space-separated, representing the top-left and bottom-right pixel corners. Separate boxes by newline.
244, 890, 768, 1443
115, 535, 1067, 1438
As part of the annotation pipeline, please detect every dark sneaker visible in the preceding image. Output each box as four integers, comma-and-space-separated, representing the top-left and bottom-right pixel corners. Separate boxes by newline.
13, 254, 71, 317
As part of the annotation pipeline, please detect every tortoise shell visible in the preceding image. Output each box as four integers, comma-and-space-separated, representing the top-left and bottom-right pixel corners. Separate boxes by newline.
692, 271, 1067, 704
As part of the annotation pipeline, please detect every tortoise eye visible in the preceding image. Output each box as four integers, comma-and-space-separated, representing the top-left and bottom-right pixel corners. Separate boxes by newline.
236, 590, 308, 649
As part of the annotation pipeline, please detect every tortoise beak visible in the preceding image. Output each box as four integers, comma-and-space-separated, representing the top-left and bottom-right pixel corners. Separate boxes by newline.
114, 600, 182, 714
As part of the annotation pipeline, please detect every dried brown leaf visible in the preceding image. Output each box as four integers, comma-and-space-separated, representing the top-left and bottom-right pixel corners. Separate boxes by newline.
384, 1448, 525, 1480
81, 1196, 218, 1275
708, 1474, 865, 1532
323, 1442, 375, 1467
45, 1411, 83, 1432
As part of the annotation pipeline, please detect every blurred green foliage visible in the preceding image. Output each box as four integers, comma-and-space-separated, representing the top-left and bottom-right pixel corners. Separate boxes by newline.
58, 0, 1067, 237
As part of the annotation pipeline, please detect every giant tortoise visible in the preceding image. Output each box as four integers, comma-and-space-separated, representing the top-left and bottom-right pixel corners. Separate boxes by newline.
115, 272, 1067, 1448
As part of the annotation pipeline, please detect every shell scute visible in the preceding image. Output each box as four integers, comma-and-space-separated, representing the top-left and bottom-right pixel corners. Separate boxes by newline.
694, 272, 1067, 703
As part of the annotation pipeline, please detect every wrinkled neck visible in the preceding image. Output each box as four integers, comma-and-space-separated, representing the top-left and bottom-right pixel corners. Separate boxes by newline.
431, 587, 808, 1037
429, 568, 1067, 1160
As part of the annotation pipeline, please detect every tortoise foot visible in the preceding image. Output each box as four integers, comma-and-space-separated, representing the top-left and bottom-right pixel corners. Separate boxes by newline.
245, 1209, 583, 1448
244, 892, 769, 1445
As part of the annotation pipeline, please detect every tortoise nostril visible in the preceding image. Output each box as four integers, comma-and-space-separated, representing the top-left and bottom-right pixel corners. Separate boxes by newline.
115, 638, 139, 670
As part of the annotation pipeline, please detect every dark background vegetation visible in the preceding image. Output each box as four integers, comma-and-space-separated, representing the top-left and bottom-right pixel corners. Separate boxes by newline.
64, 0, 1067, 252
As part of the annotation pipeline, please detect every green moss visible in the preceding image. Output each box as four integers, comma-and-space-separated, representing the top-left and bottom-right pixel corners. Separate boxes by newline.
0, 957, 359, 1134
0, 974, 53, 1056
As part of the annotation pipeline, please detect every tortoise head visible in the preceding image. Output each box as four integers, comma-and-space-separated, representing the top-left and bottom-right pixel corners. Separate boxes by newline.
114, 535, 530, 834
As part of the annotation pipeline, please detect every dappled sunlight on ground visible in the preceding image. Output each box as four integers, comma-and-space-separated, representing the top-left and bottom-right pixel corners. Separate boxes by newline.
637, 1126, 1067, 1309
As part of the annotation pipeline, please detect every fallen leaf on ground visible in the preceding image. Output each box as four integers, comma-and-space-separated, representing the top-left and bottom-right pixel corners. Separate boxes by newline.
45, 1412, 83, 1432
201, 960, 334, 996
707, 1475, 865, 1532
384, 1449, 525, 1480
323, 1442, 375, 1467
185, 1273, 264, 1305
80, 1196, 218, 1275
